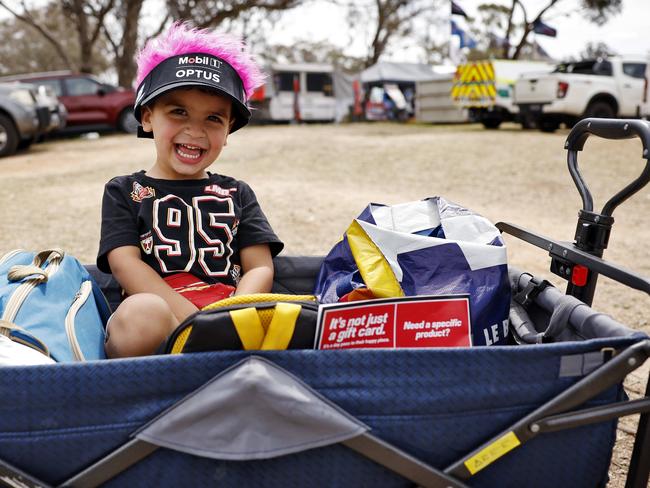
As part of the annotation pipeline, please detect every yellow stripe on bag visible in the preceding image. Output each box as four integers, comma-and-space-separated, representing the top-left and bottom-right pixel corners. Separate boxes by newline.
261, 303, 301, 350
346, 220, 403, 298
230, 308, 265, 350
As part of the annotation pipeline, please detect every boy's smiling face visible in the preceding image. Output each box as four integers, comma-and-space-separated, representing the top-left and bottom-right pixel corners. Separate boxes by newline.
141, 88, 233, 180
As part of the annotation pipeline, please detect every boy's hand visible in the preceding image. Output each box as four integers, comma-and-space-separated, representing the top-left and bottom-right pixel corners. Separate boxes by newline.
235, 244, 274, 295
107, 246, 199, 322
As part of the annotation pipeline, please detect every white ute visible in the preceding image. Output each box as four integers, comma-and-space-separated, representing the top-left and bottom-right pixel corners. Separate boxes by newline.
513, 56, 648, 132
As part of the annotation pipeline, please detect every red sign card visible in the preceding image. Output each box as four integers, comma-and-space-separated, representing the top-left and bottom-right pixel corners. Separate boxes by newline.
316, 295, 471, 350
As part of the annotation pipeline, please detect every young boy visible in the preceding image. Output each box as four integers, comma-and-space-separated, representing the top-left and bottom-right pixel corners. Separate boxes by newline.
97, 23, 283, 358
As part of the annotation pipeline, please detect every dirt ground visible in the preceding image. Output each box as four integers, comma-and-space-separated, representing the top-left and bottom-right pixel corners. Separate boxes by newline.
0, 122, 648, 485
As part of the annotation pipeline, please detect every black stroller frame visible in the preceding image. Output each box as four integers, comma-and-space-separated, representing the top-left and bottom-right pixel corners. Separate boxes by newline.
496, 118, 650, 488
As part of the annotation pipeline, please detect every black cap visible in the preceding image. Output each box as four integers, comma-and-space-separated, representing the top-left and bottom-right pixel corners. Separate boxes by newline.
134, 53, 251, 138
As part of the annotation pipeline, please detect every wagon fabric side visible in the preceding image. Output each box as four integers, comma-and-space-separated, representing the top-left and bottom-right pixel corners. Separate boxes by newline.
0, 338, 642, 488
0, 256, 646, 487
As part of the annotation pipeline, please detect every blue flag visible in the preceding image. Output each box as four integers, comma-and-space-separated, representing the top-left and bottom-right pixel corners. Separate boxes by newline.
451, 20, 477, 49
533, 19, 557, 37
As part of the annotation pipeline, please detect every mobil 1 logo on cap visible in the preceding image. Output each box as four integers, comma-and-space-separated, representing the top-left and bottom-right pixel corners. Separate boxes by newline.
176, 55, 222, 84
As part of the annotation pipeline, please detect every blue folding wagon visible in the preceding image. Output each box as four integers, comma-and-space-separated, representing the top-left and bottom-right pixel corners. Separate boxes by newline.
0, 119, 648, 488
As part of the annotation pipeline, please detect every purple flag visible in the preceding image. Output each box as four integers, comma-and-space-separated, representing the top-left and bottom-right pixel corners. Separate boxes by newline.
533, 19, 557, 37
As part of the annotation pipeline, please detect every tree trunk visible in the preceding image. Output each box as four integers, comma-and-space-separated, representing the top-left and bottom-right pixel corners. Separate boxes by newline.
116, 0, 144, 87
69, 0, 94, 73
503, 0, 517, 58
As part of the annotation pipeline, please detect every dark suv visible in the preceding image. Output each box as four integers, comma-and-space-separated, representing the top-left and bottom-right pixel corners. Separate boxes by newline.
0, 71, 137, 134
0, 82, 43, 157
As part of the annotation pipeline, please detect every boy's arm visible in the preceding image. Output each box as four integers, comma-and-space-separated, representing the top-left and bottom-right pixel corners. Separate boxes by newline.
235, 244, 274, 295
107, 246, 199, 322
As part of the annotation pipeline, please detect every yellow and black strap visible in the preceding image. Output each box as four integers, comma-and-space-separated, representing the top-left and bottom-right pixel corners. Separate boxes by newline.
167, 294, 318, 354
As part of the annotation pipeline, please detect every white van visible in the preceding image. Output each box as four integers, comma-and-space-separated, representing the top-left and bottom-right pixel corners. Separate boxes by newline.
250, 63, 336, 122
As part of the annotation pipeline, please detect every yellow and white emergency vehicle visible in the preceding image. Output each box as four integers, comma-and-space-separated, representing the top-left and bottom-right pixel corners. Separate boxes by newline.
451, 59, 552, 129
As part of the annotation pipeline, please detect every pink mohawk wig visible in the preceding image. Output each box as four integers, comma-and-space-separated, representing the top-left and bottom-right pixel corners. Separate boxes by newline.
135, 22, 265, 99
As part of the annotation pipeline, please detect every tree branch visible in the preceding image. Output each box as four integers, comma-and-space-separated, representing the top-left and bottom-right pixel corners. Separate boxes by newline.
90, 0, 115, 45
165, 0, 301, 29
144, 13, 170, 44
0, 0, 75, 68
512, 0, 559, 59
101, 21, 119, 57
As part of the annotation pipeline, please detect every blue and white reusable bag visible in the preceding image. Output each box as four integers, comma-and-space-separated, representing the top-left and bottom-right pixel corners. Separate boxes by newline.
314, 197, 510, 346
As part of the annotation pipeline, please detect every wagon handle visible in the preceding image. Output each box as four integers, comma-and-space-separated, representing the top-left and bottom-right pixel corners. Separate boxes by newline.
564, 118, 650, 216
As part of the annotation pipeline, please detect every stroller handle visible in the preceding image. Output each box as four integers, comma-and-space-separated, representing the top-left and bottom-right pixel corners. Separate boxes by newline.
565, 118, 650, 215
565, 118, 650, 154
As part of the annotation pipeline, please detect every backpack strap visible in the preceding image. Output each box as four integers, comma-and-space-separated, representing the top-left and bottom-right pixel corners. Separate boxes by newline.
3, 250, 66, 323
0, 319, 50, 357
206, 293, 316, 350
260, 302, 302, 349
229, 307, 266, 349
202, 293, 316, 310
0, 318, 17, 336
7, 248, 65, 283
7, 265, 48, 282
33, 248, 64, 266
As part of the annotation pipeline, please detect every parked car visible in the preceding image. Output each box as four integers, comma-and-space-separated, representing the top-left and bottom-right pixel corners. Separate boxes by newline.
34, 84, 67, 135
1, 81, 64, 145
641, 61, 650, 120
513, 56, 647, 132
0, 82, 46, 157
0, 71, 137, 134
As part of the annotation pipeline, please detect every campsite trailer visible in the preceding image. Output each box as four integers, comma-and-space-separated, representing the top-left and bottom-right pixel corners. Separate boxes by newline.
415, 71, 468, 124
249, 63, 336, 123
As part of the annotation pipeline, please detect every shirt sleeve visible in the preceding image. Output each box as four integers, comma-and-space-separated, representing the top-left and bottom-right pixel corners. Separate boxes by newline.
236, 182, 284, 257
96, 177, 141, 273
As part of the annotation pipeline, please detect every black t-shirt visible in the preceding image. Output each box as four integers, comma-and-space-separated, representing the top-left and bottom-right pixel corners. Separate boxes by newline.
97, 171, 283, 287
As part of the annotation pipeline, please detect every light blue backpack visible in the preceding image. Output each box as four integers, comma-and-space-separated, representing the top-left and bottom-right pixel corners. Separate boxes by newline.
0, 249, 111, 362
